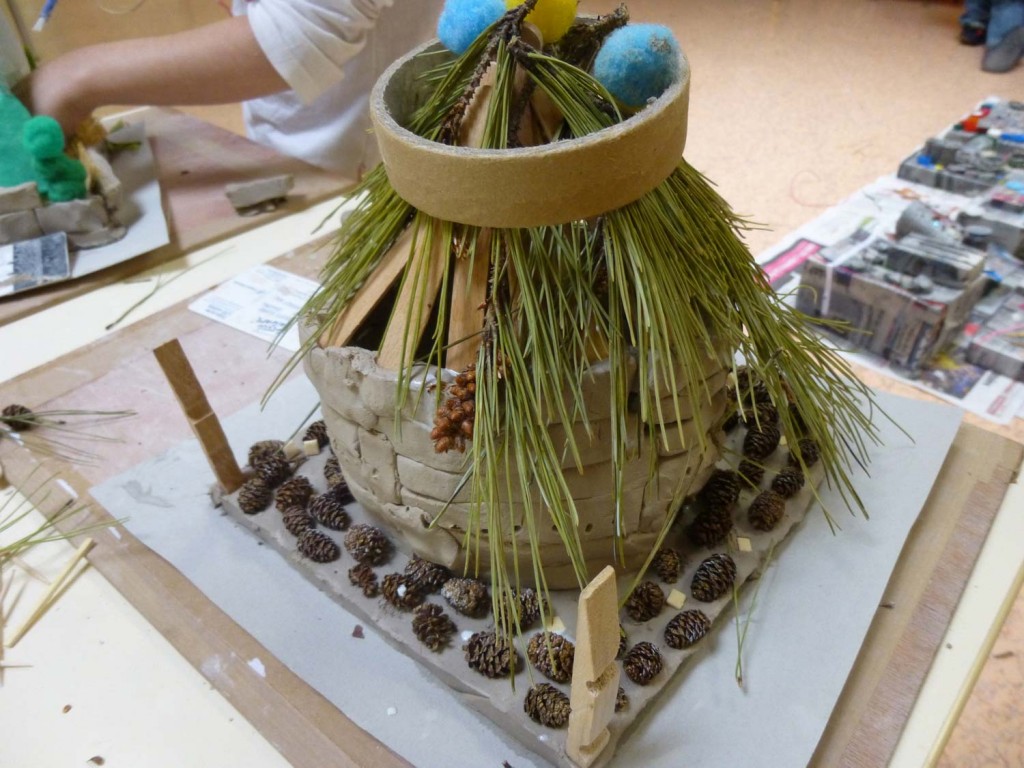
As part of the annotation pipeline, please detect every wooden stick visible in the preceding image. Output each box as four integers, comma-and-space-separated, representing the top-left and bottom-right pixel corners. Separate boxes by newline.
5, 537, 95, 648
154, 339, 244, 493
566, 565, 620, 767
446, 230, 491, 372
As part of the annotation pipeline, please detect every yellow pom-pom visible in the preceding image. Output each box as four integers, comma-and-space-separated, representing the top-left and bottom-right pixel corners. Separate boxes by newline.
505, 0, 576, 44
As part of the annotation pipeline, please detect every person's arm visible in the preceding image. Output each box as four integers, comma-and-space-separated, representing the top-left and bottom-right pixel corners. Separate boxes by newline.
14, 16, 290, 134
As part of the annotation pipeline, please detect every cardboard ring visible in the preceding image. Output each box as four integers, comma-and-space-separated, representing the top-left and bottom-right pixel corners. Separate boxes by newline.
370, 41, 691, 229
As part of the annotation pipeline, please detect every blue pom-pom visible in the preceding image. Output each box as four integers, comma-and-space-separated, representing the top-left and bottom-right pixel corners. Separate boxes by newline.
592, 24, 681, 109
438, 0, 505, 54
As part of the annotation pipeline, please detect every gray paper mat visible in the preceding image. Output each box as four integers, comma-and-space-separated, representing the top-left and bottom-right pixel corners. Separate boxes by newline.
91, 378, 961, 767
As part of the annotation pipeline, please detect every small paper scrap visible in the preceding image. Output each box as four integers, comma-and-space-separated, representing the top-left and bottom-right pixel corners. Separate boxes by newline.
737, 537, 753, 553
546, 615, 566, 634
666, 589, 687, 609
303, 439, 320, 456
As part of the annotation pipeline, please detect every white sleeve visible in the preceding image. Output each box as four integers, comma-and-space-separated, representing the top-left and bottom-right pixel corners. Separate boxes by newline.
243, 0, 396, 104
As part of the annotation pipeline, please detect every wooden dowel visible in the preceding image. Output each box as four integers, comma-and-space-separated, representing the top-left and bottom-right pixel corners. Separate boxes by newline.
5, 537, 95, 648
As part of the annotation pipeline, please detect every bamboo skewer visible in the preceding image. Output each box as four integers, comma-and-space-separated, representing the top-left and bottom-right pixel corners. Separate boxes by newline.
5, 537, 95, 648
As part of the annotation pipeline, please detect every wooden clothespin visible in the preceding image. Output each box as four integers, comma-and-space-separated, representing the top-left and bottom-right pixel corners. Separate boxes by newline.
154, 339, 244, 493
566, 565, 620, 767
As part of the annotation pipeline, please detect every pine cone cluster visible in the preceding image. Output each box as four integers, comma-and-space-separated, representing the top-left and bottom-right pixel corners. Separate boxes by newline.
771, 466, 805, 499
248, 439, 284, 467
624, 581, 666, 623
431, 365, 476, 454
310, 492, 351, 531
281, 506, 315, 536
324, 454, 344, 489
524, 683, 571, 729
343, 524, 391, 565
790, 437, 821, 468
403, 554, 451, 594
442, 577, 490, 617
698, 469, 741, 511
253, 453, 292, 488
615, 686, 629, 713
527, 632, 575, 683
664, 609, 711, 650
348, 562, 379, 598
737, 459, 765, 488
743, 423, 782, 461
382, 572, 425, 610
748, 489, 786, 531
464, 631, 517, 678
412, 603, 456, 651
691, 553, 737, 602
297, 530, 340, 563
275, 476, 314, 511
303, 419, 329, 448
652, 548, 681, 583
686, 507, 733, 548
238, 477, 272, 514
1, 404, 34, 430
622, 641, 663, 685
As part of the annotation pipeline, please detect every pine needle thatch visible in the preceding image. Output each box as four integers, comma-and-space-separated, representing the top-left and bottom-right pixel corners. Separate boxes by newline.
276, 1, 883, 656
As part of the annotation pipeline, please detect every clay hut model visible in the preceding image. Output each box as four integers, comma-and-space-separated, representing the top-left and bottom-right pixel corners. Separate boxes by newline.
286, 0, 874, 622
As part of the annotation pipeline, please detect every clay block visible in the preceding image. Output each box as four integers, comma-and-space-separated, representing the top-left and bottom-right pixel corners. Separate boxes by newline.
35, 196, 109, 236
379, 501, 462, 567
0, 210, 43, 245
396, 454, 470, 504
389, 416, 473, 473
355, 427, 402, 504
67, 224, 127, 250
225, 174, 294, 210
0, 182, 42, 214
326, 413, 361, 458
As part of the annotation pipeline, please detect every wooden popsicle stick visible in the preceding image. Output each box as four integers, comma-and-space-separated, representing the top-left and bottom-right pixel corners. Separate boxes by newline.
5, 537, 95, 648
566, 565, 620, 767
154, 339, 244, 493
377, 222, 449, 370
320, 226, 417, 349
446, 230, 491, 372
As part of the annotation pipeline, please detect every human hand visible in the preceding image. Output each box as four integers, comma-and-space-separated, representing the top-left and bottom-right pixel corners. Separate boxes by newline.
13, 53, 95, 136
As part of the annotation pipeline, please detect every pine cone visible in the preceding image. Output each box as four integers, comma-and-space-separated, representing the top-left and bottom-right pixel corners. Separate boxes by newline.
771, 466, 805, 499
324, 454, 344, 489
743, 423, 782, 461
721, 408, 740, 434
790, 437, 821, 468
248, 439, 284, 467
297, 530, 340, 563
238, 477, 272, 514
498, 587, 547, 630
740, 400, 779, 428
664, 609, 712, 650
524, 683, 571, 728
691, 553, 737, 602
412, 603, 456, 651
275, 476, 314, 511
527, 632, 575, 683
615, 686, 629, 713
344, 524, 391, 565
1, 404, 34, 430
788, 402, 808, 434
329, 479, 355, 506
729, 367, 770, 405
403, 554, 451, 594
623, 641, 663, 685
686, 507, 733, 548
254, 454, 292, 488
617, 625, 628, 660
698, 469, 741, 511
737, 459, 765, 488
464, 631, 518, 678
348, 562, 379, 598
748, 489, 786, 531
442, 577, 490, 617
652, 548, 681, 583
382, 573, 425, 610
303, 420, 330, 448
310, 492, 351, 531
281, 506, 315, 537
624, 581, 665, 623
432, 365, 476, 453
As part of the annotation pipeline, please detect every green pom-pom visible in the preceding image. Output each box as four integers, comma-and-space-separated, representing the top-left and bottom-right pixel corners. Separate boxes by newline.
0, 87, 35, 187
23, 116, 87, 202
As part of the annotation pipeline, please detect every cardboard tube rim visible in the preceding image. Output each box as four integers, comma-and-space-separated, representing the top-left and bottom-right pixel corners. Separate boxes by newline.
370, 40, 690, 228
